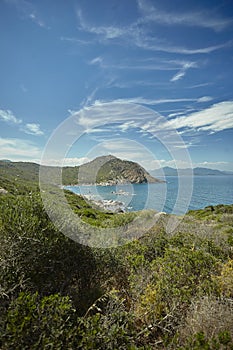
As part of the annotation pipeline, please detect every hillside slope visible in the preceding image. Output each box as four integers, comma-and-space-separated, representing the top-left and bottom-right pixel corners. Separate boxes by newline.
0, 156, 163, 189
76, 155, 162, 184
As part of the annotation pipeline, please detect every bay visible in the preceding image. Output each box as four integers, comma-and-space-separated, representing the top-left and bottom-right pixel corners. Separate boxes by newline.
66, 175, 233, 215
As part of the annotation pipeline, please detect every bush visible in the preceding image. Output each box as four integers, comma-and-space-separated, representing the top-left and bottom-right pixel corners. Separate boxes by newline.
216, 259, 233, 297
177, 296, 233, 348
0, 292, 78, 349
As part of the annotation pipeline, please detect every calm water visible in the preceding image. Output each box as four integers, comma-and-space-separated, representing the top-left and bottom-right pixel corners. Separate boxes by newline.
66, 176, 233, 215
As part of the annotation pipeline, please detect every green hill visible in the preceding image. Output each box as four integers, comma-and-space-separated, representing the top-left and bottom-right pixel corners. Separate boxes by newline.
76, 155, 163, 185
0, 156, 162, 190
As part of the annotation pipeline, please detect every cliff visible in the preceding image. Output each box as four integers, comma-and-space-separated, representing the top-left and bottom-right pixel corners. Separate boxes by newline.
76, 155, 163, 185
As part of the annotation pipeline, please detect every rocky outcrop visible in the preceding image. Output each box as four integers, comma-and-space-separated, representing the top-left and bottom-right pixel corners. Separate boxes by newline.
77, 155, 164, 185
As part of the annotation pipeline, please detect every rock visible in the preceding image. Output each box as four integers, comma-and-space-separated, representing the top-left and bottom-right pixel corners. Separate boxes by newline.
0, 188, 8, 194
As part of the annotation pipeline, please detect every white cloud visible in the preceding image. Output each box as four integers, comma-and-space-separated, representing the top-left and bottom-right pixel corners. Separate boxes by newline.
188, 82, 213, 89
137, 0, 233, 31
170, 62, 197, 82
135, 37, 232, 55
0, 108, 44, 136
68, 100, 193, 172
4, 0, 48, 29
23, 123, 44, 136
0, 137, 42, 160
66, 99, 232, 174
197, 96, 213, 103
165, 101, 233, 132
76, 5, 232, 55
28, 12, 47, 28
89, 56, 103, 65
93, 96, 212, 106
77, 9, 125, 39
89, 57, 198, 72
41, 157, 90, 167
0, 109, 22, 124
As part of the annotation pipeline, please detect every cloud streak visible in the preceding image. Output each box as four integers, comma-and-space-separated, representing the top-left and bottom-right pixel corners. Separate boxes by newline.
165, 101, 233, 132
137, 0, 233, 32
92, 96, 212, 106
89, 56, 199, 74
135, 38, 232, 55
170, 62, 197, 82
76, 5, 232, 55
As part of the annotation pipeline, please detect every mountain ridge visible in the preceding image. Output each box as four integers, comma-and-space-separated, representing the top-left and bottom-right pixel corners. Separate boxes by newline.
0, 155, 163, 188
76, 155, 163, 185
151, 166, 233, 177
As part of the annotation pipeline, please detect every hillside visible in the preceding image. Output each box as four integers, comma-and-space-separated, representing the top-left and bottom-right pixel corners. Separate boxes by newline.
76, 155, 163, 185
0, 156, 163, 190
0, 164, 233, 348
0, 180, 233, 348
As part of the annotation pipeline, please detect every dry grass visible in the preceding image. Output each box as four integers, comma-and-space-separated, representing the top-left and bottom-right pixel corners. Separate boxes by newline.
178, 296, 233, 344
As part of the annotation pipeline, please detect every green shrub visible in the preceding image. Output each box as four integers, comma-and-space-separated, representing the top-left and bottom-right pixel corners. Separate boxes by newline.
0, 292, 77, 350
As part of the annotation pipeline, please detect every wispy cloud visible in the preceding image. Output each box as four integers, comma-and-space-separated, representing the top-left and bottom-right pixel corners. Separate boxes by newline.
41, 157, 90, 167
0, 108, 44, 136
197, 96, 213, 103
0, 109, 22, 125
67, 99, 231, 170
165, 101, 233, 132
93, 96, 212, 106
135, 37, 232, 55
60, 36, 91, 45
23, 123, 44, 136
4, 0, 48, 29
0, 137, 42, 160
68, 100, 194, 171
170, 62, 197, 82
76, 5, 232, 55
28, 12, 48, 28
89, 56, 199, 74
89, 56, 104, 65
137, 0, 233, 32
187, 82, 213, 89
77, 9, 125, 39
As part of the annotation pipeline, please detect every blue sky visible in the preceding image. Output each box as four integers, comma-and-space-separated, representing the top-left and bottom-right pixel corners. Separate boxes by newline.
0, 0, 233, 171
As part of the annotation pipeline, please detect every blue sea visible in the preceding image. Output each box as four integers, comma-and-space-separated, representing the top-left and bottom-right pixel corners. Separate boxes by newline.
66, 176, 233, 215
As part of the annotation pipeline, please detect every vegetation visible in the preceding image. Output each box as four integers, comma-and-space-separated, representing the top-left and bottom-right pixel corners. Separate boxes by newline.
64, 155, 161, 185
0, 167, 233, 349
0, 155, 161, 187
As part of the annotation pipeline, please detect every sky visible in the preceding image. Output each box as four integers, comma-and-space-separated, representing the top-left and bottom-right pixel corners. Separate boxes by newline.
0, 0, 233, 171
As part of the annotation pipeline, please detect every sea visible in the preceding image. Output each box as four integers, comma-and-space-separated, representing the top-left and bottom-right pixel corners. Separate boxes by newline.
66, 175, 233, 215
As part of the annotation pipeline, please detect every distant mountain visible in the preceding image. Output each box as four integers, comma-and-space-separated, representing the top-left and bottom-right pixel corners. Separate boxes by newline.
76, 155, 163, 185
0, 159, 12, 163
151, 166, 233, 177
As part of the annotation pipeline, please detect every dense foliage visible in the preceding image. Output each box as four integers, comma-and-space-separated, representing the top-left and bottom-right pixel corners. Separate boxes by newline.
0, 172, 233, 349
